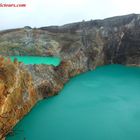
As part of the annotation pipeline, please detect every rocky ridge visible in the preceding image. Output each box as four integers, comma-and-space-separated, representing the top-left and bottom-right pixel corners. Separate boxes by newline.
0, 14, 140, 139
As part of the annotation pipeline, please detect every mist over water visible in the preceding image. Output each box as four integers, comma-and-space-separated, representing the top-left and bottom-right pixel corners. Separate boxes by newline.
7, 64, 140, 140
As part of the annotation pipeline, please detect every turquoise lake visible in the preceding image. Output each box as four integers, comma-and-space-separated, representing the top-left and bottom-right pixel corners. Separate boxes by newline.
10, 56, 61, 66
7, 65, 140, 140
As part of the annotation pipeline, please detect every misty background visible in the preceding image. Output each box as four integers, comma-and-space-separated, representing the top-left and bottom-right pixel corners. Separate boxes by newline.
0, 0, 140, 30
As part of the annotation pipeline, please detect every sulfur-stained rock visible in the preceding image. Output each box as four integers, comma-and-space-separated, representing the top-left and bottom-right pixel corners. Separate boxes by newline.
0, 14, 140, 139
0, 57, 38, 139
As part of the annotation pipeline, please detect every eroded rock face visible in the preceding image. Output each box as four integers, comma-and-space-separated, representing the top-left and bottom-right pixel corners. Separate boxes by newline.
0, 14, 140, 139
0, 57, 38, 139
0, 57, 88, 139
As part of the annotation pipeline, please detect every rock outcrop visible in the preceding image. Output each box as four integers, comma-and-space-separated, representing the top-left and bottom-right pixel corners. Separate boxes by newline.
0, 14, 140, 139
0, 57, 37, 139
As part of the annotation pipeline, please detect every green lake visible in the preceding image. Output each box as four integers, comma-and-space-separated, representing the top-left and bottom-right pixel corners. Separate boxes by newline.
10, 56, 61, 66
6, 65, 140, 140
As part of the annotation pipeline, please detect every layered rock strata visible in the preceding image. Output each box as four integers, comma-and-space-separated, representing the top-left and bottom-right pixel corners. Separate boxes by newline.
0, 14, 140, 139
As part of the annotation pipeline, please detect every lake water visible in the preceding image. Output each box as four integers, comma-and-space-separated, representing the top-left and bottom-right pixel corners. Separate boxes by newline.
6, 65, 140, 140
10, 56, 61, 66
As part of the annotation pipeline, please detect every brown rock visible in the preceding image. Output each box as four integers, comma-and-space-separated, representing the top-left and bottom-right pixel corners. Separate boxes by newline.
0, 14, 140, 139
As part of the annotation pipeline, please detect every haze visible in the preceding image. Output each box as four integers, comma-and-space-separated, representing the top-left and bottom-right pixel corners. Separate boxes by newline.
0, 0, 140, 30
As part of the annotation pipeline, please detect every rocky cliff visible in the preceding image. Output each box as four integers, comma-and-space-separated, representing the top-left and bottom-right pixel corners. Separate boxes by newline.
0, 14, 140, 139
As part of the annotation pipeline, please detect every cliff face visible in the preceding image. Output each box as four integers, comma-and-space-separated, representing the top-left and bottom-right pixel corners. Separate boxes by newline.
0, 57, 38, 139
0, 14, 140, 139
0, 14, 140, 66
0, 58, 87, 139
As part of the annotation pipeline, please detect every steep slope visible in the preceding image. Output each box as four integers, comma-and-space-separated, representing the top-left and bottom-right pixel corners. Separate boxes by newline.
0, 14, 140, 139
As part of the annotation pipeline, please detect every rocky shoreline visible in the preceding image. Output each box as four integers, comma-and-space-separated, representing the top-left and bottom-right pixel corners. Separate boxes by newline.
0, 14, 140, 139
